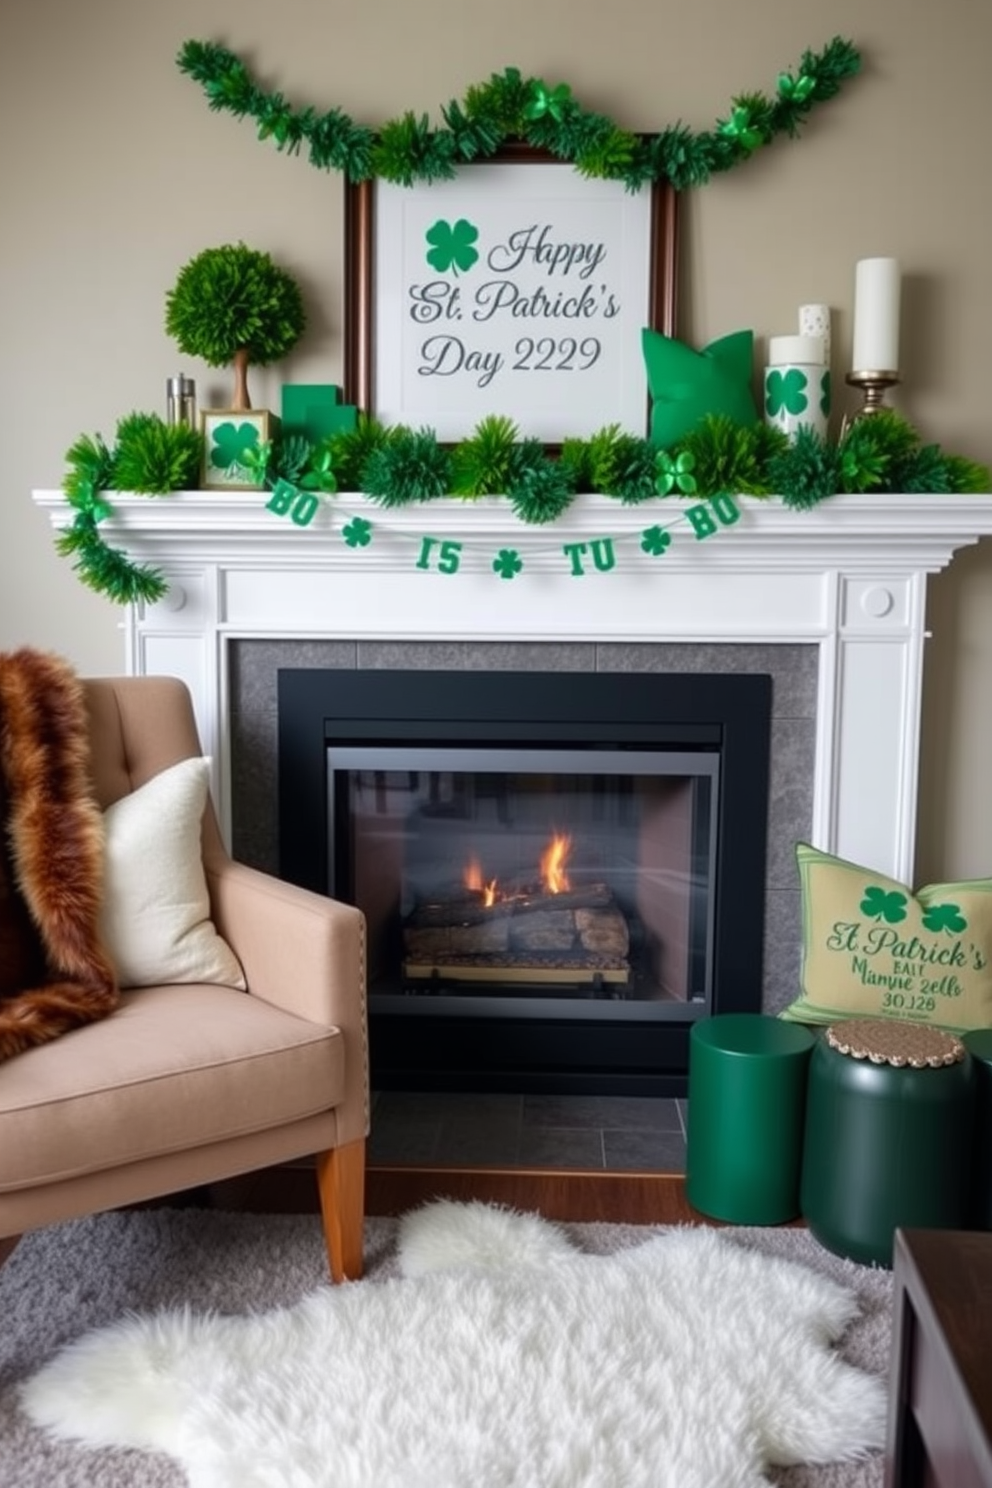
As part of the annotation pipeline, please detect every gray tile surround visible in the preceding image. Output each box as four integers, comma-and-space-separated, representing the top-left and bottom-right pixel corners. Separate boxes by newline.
229, 638, 817, 1013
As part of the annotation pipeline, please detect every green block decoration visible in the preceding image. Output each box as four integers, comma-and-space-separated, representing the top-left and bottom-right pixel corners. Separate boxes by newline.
281, 385, 358, 443
641, 328, 758, 446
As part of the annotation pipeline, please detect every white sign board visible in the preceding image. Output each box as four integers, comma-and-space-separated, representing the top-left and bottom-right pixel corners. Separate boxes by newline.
372, 163, 655, 442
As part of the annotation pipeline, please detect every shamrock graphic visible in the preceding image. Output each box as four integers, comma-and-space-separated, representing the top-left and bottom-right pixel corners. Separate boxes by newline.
641, 525, 673, 557
341, 516, 373, 548
655, 450, 697, 495
820, 370, 831, 418
765, 368, 809, 419
922, 902, 968, 935
210, 421, 261, 471
859, 886, 908, 924
524, 80, 573, 123
425, 218, 479, 276
300, 449, 337, 493
492, 548, 523, 580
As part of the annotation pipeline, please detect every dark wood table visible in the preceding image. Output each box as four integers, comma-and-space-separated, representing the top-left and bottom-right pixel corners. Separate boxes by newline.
885, 1228, 992, 1487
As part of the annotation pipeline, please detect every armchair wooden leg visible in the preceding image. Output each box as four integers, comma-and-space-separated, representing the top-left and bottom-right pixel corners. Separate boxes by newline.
0, 1234, 21, 1268
315, 1139, 366, 1282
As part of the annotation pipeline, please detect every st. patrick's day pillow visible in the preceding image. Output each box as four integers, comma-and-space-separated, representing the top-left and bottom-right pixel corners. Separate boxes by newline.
781, 842, 992, 1033
99, 756, 246, 990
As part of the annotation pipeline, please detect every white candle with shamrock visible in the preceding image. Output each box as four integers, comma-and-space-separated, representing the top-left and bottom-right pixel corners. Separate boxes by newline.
763, 334, 829, 441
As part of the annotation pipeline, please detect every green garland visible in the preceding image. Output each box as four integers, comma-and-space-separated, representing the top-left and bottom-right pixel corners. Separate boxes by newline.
177, 37, 862, 190
58, 411, 991, 604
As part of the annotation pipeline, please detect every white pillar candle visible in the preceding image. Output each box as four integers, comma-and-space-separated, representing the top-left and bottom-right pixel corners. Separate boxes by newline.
852, 257, 901, 373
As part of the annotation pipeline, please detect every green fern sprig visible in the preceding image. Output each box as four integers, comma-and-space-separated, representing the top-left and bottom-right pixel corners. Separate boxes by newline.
326, 416, 395, 491
679, 416, 784, 496
450, 415, 521, 496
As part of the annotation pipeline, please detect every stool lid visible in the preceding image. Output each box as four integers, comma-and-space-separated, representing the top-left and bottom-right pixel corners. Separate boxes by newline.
826, 1018, 965, 1068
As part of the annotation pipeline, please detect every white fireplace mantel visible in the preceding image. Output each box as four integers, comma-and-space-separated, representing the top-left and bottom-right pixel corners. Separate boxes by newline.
34, 489, 992, 882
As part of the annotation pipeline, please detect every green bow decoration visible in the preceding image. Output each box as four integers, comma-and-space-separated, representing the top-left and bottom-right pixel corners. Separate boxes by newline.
655, 450, 698, 495
524, 81, 573, 122
717, 106, 764, 152
777, 71, 816, 104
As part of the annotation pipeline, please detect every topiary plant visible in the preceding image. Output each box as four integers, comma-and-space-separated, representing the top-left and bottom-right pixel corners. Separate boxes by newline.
165, 242, 305, 410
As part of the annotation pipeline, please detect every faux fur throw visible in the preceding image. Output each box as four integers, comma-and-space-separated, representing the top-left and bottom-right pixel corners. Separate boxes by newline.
0, 648, 118, 1061
21, 1200, 888, 1487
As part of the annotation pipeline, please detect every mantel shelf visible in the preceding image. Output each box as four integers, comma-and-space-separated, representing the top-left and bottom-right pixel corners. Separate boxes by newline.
32, 489, 992, 577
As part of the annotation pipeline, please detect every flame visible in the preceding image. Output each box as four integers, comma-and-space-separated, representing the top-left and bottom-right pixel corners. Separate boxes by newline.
540, 832, 572, 895
464, 856, 498, 907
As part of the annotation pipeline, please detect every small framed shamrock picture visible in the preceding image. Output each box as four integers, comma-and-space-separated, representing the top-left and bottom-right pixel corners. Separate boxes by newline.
200, 409, 275, 490
344, 144, 678, 444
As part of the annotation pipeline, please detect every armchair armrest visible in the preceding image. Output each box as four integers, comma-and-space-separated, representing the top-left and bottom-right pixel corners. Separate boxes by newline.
205, 860, 369, 1142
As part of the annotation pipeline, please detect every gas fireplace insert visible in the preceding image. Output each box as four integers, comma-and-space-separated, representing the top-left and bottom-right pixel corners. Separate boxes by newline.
278, 669, 771, 1095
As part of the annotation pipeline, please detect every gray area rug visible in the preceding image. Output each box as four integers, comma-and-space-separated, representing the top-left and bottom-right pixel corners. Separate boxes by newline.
0, 1208, 892, 1487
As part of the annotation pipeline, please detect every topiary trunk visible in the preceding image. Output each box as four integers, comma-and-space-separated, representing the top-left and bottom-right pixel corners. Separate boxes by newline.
232, 347, 252, 411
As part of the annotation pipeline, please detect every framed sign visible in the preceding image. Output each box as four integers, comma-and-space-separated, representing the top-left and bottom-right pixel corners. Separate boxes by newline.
345, 147, 678, 442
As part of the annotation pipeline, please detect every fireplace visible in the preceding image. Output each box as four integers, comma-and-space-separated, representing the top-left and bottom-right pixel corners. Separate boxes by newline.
277, 667, 771, 1094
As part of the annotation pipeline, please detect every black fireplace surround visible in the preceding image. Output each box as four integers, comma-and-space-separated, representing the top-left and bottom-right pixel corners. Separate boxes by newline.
278, 668, 771, 1096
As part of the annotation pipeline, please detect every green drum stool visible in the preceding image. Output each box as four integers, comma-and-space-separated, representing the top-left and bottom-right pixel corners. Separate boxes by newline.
962, 1027, 992, 1229
800, 1019, 975, 1267
686, 1014, 816, 1224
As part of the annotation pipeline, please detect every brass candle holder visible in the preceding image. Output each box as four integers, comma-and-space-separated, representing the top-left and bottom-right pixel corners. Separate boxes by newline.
840, 369, 900, 436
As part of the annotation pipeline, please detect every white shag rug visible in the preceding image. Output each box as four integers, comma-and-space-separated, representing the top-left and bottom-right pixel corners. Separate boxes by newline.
20, 1200, 887, 1488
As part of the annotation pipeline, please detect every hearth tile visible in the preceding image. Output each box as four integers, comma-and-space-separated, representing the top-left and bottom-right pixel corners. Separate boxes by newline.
368, 1117, 441, 1165
516, 1126, 606, 1169
523, 1095, 681, 1132
374, 1091, 524, 1125
766, 718, 816, 889
356, 640, 592, 672
603, 1127, 686, 1173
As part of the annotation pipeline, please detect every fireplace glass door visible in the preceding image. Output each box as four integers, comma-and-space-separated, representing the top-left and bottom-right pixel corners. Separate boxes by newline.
329, 747, 718, 1018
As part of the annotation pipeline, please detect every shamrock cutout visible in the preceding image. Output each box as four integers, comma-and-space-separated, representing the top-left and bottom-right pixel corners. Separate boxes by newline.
820, 370, 831, 418
524, 81, 573, 123
655, 450, 697, 495
211, 421, 261, 471
717, 106, 763, 152
765, 368, 809, 418
341, 516, 373, 548
641, 525, 673, 557
301, 450, 338, 492
777, 71, 815, 104
492, 548, 523, 580
860, 886, 908, 924
425, 218, 479, 276
922, 902, 968, 935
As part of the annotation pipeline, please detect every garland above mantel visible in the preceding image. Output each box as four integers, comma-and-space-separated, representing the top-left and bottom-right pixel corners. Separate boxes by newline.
53, 410, 991, 605
177, 36, 862, 190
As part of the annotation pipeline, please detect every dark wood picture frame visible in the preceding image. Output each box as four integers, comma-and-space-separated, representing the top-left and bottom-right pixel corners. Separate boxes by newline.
344, 144, 679, 442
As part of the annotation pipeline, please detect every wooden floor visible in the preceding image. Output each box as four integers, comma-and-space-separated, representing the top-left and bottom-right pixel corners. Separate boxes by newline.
212, 1159, 762, 1227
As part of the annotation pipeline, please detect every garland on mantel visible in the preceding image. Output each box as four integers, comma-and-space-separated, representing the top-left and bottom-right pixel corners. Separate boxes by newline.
55, 410, 991, 604
177, 37, 861, 190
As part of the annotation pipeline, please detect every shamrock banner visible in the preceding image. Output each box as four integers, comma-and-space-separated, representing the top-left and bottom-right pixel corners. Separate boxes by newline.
263, 485, 742, 578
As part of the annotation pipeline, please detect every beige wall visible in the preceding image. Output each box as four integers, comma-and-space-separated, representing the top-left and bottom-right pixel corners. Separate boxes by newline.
2, 0, 990, 881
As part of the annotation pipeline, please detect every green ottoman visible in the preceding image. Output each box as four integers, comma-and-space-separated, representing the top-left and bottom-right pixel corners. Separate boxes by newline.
686, 1014, 816, 1224
800, 1019, 975, 1267
962, 1027, 992, 1228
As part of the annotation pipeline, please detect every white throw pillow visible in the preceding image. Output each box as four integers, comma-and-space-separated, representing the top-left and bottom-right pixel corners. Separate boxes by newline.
99, 757, 246, 990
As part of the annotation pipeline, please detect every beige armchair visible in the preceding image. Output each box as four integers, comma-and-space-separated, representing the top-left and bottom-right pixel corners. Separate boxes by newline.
0, 675, 368, 1280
